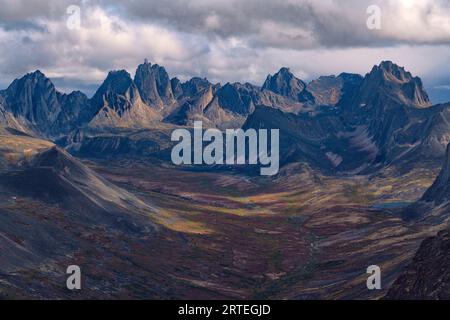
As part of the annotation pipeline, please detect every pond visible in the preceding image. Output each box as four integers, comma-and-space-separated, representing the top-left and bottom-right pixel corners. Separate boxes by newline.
372, 201, 413, 210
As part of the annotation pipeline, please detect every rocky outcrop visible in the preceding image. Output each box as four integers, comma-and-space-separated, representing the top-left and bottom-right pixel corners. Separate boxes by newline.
386, 143, 450, 299
0, 71, 93, 138
180, 77, 215, 97
170, 77, 183, 99
2, 70, 60, 126
356, 61, 431, 110
307, 73, 363, 107
134, 61, 175, 108
422, 144, 450, 204
262, 67, 315, 104
385, 229, 450, 300
89, 70, 161, 128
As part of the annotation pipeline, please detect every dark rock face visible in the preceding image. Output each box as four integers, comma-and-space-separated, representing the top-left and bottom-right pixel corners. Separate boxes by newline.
134, 61, 175, 108
170, 77, 183, 99
355, 61, 431, 110
386, 143, 450, 299
0, 97, 11, 126
55, 90, 93, 132
181, 77, 213, 97
262, 67, 315, 104
244, 62, 450, 173
215, 83, 256, 115
164, 79, 259, 129
243, 106, 343, 171
0, 71, 92, 138
88, 70, 161, 128
307, 73, 363, 107
91, 70, 139, 114
386, 230, 450, 300
422, 144, 450, 204
342, 62, 447, 168
2, 70, 60, 125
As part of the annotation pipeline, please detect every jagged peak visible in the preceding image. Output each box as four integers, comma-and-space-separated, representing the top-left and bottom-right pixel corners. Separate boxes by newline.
4, 69, 57, 99
338, 72, 363, 80
361, 61, 431, 108
99, 70, 134, 92
134, 61, 174, 107
277, 67, 293, 75
90, 69, 138, 110
181, 77, 212, 96
263, 67, 306, 86
10, 69, 53, 87
265, 67, 298, 82
262, 67, 313, 103
27, 69, 46, 78
106, 69, 132, 80
369, 61, 415, 83
136, 60, 167, 73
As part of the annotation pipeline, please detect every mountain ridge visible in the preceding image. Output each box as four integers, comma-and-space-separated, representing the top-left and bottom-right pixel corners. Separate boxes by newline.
2, 60, 448, 174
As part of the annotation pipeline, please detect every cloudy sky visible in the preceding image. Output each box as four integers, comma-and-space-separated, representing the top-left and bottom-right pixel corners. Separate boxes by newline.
1, 0, 450, 102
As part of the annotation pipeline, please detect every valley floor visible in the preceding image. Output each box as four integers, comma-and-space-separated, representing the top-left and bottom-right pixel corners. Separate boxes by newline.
0, 155, 447, 299
65, 161, 450, 298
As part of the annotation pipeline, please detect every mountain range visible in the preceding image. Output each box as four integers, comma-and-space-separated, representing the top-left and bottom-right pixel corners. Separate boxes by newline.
2, 60, 449, 175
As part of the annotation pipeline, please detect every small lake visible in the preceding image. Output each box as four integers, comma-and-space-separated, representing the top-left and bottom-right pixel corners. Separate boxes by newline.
372, 201, 413, 210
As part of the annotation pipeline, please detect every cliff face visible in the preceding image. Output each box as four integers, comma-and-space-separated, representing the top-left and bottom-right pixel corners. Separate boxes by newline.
386, 230, 450, 300
0, 71, 93, 137
262, 67, 315, 104
386, 142, 450, 299
356, 61, 431, 110
88, 70, 161, 128
421, 144, 450, 204
134, 61, 176, 108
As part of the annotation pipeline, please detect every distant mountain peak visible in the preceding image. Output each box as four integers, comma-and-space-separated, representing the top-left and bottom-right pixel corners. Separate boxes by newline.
98, 70, 135, 97
262, 67, 314, 104
28, 69, 46, 78
134, 61, 174, 108
2, 69, 60, 126
181, 77, 213, 97
16, 69, 53, 87
358, 61, 432, 108
374, 61, 415, 83
277, 67, 293, 75
91, 69, 138, 113
266, 67, 297, 82
106, 69, 132, 80
306, 73, 363, 107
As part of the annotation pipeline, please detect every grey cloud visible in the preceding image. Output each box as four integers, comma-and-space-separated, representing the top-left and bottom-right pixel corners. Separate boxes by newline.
0, 0, 78, 22
0, 20, 48, 32
105, 0, 450, 49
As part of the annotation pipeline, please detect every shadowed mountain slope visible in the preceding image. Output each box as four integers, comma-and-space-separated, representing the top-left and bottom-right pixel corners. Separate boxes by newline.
0, 71, 94, 138
386, 229, 450, 299
386, 143, 450, 299
244, 62, 450, 174
0, 129, 158, 284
